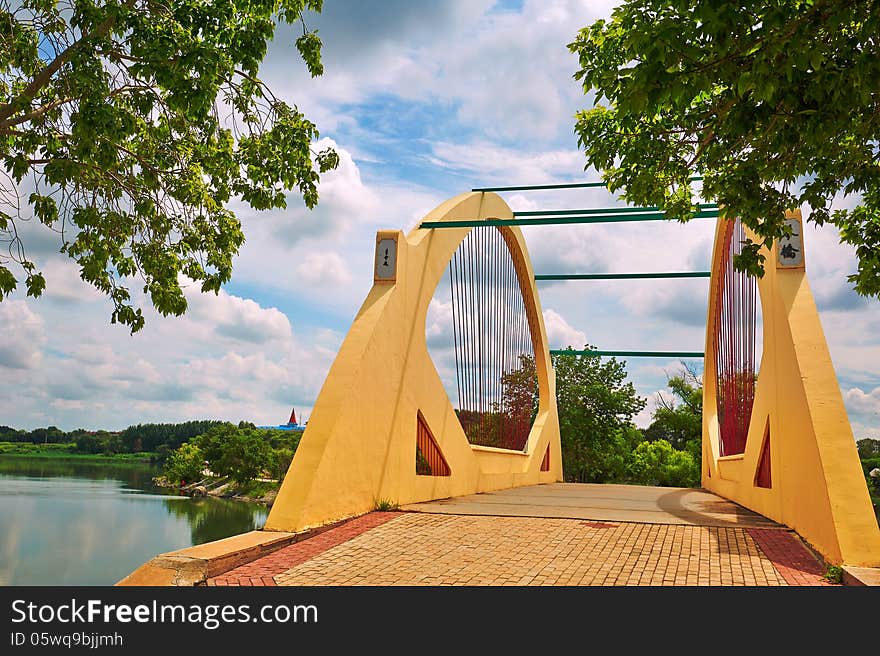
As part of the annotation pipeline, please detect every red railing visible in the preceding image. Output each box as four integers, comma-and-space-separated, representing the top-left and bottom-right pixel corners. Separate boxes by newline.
540, 445, 550, 472
714, 218, 758, 456
755, 421, 772, 488
416, 412, 450, 476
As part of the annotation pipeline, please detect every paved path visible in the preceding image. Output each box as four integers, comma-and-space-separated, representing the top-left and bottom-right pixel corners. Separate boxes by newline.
208, 485, 833, 587
401, 483, 781, 528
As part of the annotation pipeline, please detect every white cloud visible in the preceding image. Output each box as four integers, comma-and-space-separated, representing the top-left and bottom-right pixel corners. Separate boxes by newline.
38, 259, 105, 305
264, 0, 615, 142
846, 386, 880, 440
426, 298, 454, 348
239, 138, 381, 248
845, 387, 880, 416
232, 139, 441, 293
294, 252, 353, 288
542, 308, 586, 349
184, 284, 292, 345
633, 388, 665, 428
427, 142, 584, 184
0, 301, 45, 370
851, 421, 880, 441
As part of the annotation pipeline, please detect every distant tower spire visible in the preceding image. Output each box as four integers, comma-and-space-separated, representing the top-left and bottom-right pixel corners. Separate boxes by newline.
288, 407, 297, 425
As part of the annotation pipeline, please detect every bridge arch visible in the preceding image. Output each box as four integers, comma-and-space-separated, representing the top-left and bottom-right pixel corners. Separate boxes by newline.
265, 192, 562, 533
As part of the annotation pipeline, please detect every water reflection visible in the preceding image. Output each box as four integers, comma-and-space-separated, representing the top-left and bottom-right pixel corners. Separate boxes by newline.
0, 457, 160, 489
162, 496, 266, 545
0, 457, 267, 585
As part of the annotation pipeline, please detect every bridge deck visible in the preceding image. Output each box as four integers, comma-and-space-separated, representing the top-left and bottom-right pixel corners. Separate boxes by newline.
400, 483, 783, 529
200, 485, 844, 587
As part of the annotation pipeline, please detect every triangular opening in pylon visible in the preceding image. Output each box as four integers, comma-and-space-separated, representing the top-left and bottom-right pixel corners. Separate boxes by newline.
416, 411, 450, 476
540, 444, 550, 471
754, 418, 772, 489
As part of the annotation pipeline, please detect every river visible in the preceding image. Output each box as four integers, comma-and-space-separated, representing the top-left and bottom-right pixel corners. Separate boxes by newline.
0, 457, 268, 586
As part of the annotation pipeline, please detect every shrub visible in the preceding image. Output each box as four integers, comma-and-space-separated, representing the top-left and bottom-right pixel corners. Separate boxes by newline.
163, 442, 205, 485
628, 439, 700, 487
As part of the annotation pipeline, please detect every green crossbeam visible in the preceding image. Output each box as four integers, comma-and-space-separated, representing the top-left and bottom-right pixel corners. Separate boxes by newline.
535, 272, 710, 280
420, 209, 718, 229
515, 203, 717, 217
473, 181, 610, 192
471, 177, 703, 193
550, 349, 705, 358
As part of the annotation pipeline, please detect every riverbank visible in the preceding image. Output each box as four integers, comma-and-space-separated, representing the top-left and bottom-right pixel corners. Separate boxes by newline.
154, 474, 280, 507
0, 442, 157, 462
0, 443, 281, 506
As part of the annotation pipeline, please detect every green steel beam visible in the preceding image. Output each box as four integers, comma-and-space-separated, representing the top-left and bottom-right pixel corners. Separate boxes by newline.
515, 203, 717, 217
535, 272, 711, 280
471, 176, 703, 193
550, 349, 705, 358
473, 181, 610, 192
419, 209, 718, 229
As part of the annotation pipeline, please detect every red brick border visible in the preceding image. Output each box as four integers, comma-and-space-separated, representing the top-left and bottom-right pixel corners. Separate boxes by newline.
208, 512, 401, 586
747, 528, 835, 586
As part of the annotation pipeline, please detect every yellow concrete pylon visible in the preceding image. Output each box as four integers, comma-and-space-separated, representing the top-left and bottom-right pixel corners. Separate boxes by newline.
265, 192, 562, 533
702, 210, 880, 566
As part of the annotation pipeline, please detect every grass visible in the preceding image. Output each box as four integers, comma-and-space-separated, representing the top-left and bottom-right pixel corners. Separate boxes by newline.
374, 498, 400, 511
0, 442, 156, 462
823, 565, 844, 585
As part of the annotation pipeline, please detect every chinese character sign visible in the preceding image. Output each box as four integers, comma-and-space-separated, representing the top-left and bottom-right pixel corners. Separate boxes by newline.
374, 232, 399, 282
776, 215, 805, 269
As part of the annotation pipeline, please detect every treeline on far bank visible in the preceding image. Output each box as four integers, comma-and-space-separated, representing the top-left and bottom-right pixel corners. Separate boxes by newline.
0, 421, 227, 460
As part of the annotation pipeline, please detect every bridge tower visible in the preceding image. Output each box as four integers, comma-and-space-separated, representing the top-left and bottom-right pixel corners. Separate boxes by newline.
702, 210, 880, 566
265, 192, 562, 533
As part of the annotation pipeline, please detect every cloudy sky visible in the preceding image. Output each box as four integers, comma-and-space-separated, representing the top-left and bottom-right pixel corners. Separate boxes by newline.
3, 0, 878, 440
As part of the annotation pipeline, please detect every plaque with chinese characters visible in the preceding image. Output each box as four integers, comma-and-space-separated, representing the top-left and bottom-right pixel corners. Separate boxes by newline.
776, 215, 805, 269
374, 231, 399, 282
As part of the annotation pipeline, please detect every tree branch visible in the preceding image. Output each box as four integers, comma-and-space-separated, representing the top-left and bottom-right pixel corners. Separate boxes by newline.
0, 3, 131, 126
2, 96, 74, 128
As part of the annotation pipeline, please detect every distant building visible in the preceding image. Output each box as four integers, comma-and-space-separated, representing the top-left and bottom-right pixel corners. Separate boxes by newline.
258, 407, 307, 432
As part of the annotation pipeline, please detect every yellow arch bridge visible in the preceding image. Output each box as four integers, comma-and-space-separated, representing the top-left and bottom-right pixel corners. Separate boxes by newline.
121, 181, 880, 585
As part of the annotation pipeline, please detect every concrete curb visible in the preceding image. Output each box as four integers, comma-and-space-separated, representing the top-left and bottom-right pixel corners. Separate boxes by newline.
116, 515, 361, 586
842, 566, 880, 586
116, 530, 297, 586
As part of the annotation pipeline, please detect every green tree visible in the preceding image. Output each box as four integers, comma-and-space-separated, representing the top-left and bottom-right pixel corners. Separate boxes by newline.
570, 1, 880, 297
644, 363, 703, 463
493, 353, 538, 449
0, 0, 338, 330
628, 439, 700, 488
552, 347, 646, 483
270, 447, 295, 481
73, 432, 102, 454
857, 438, 880, 460
196, 423, 272, 485
119, 420, 224, 453
498, 354, 538, 419
163, 441, 205, 485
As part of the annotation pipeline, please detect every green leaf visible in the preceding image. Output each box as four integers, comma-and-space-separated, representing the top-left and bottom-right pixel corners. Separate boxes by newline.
0, 266, 17, 299
0, 0, 333, 328
570, 0, 880, 297
25, 271, 45, 297
296, 31, 324, 77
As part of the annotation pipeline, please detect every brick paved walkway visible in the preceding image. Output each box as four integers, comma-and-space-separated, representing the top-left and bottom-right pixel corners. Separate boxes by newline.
208, 512, 834, 587
208, 512, 399, 586
747, 528, 831, 585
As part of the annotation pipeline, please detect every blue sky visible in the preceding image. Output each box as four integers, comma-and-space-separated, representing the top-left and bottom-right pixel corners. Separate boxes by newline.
2, 0, 879, 440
